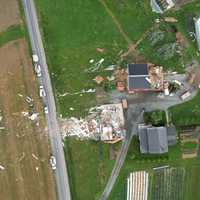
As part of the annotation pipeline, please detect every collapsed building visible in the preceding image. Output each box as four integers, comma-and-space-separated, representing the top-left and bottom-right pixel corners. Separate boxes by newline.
151, 0, 175, 13
60, 103, 125, 143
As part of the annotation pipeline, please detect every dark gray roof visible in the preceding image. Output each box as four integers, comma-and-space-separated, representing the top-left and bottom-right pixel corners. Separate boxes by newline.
147, 127, 168, 154
128, 64, 148, 75
138, 125, 168, 154
167, 125, 177, 146
128, 63, 150, 90
128, 76, 150, 89
138, 125, 149, 153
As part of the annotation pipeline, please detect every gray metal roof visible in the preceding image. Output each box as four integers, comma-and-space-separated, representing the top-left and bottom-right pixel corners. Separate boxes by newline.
128, 76, 150, 89
128, 64, 148, 75
138, 125, 169, 154
147, 127, 168, 154
167, 125, 177, 146
195, 17, 200, 51
128, 64, 150, 90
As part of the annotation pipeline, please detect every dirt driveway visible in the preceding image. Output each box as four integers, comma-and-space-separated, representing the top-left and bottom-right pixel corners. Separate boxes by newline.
0, 0, 21, 32
0, 39, 57, 200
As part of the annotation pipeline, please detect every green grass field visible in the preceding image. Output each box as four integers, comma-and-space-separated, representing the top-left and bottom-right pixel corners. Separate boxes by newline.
64, 139, 116, 200
0, 25, 24, 47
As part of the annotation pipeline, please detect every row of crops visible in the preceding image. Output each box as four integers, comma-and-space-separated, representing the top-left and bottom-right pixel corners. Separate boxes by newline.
149, 167, 185, 200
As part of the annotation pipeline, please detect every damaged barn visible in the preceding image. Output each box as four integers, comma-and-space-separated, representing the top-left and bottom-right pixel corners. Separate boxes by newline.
60, 103, 125, 143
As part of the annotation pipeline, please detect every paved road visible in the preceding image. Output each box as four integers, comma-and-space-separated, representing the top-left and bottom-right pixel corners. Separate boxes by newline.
22, 0, 71, 200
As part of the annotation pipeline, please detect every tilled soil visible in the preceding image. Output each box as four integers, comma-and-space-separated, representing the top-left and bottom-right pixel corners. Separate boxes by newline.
0, 39, 57, 200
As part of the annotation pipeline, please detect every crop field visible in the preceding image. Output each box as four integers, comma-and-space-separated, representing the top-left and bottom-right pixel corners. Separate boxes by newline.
149, 167, 185, 200
0, 38, 57, 200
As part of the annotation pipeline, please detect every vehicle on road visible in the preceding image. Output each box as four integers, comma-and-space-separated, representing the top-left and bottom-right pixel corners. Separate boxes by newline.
32, 54, 39, 63
34, 64, 42, 77
39, 85, 46, 97
44, 106, 49, 114
50, 155, 56, 170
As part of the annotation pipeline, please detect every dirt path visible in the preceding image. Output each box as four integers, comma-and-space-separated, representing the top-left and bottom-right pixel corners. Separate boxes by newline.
0, 39, 57, 200
98, 0, 156, 62
98, 0, 133, 46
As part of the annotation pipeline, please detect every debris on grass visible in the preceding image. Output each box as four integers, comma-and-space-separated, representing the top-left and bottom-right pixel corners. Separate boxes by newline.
60, 103, 125, 143
96, 48, 104, 53
104, 65, 116, 71
94, 76, 104, 84
58, 88, 96, 97
0, 164, 5, 170
32, 153, 39, 160
69, 107, 74, 111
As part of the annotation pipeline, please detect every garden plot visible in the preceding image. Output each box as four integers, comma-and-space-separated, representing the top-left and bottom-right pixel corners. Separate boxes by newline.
150, 167, 185, 200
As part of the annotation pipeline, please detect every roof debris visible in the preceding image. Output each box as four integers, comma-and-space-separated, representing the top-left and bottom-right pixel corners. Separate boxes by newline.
60, 103, 125, 143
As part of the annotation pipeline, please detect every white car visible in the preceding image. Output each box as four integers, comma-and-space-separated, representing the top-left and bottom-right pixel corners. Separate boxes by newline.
32, 54, 39, 63
39, 85, 46, 97
44, 106, 49, 114
50, 156, 56, 170
35, 64, 42, 77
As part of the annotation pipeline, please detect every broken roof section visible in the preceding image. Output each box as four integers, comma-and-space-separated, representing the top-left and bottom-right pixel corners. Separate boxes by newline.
195, 17, 200, 51
151, 0, 175, 14
60, 103, 125, 143
127, 63, 164, 92
138, 124, 169, 154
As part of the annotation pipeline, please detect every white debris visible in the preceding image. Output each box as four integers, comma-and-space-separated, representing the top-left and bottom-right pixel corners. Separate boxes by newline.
18, 93, 23, 97
69, 107, 74, 111
32, 153, 39, 160
60, 103, 125, 142
25, 96, 33, 103
0, 116, 2, 122
28, 113, 39, 121
89, 59, 94, 63
35, 167, 39, 171
22, 111, 29, 117
58, 88, 96, 97
104, 65, 116, 71
0, 127, 5, 130
0, 165, 5, 170
107, 76, 115, 81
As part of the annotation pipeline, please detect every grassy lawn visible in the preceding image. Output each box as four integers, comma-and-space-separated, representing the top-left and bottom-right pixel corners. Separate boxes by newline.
182, 142, 198, 150
0, 25, 24, 47
64, 139, 116, 200
169, 92, 200, 126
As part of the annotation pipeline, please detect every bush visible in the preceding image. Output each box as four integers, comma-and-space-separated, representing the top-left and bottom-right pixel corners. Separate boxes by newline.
144, 110, 166, 126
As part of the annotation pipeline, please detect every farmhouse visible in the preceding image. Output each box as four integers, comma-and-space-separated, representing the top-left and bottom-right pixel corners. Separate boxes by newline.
127, 171, 149, 200
151, 0, 175, 13
127, 63, 164, 93
195, 17, 200, 51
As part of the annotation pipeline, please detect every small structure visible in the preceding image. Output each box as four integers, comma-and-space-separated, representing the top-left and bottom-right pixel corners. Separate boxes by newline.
127, 171, 149, 200
151, 0, 175, 14
138, 124, 177, 154
195, 17, 200, 51
127, 63, 164, 93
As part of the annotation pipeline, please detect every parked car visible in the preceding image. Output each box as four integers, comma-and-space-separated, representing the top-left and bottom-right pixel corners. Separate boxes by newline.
39, 85, 46, 97
50, 155, 56, 170
44, 106, 49, 114
32, 54, 39, 63
34, 64, 42, 77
